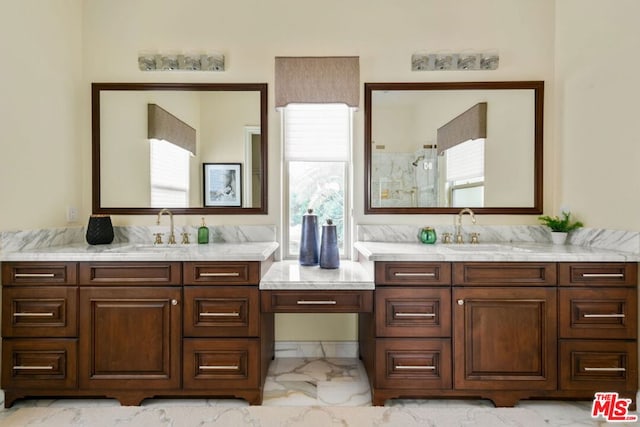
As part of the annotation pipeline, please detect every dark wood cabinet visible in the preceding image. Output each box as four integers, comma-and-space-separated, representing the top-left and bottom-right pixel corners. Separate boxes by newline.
453, 287, 557, 401
78, 286, 182, 397
1, 260, 274, 407
360, 261, 638, 408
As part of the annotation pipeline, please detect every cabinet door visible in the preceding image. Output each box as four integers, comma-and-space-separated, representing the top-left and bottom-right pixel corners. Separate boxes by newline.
79, 287, 181, 390
453, 287, 557, 390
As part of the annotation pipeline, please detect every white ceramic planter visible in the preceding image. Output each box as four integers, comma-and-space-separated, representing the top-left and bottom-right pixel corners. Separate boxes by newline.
551, 232, 568, 245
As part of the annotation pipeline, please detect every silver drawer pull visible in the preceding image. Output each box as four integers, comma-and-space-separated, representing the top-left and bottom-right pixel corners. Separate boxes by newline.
200, 312, 240, 317
14, 273, 56, 278
200, 272, 240, 277
395, 313, 436, 318
199, 365, 239, 370
584, 367, 626, 372
13, 312, 55, 317
581, 273, 624, 278
13, 365, 54, 370
395, 365, 436, 370
297, 300, 337, 305
394, 272, 436, 277
583, 313, 625, 318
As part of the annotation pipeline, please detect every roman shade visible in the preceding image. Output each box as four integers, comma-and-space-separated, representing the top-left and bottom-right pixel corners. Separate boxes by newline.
275, 56, 360, 108
437, 102, 487, 155
147, 104, 196, 155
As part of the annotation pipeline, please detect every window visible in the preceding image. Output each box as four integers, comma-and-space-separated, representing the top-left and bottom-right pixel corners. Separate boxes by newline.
282, 104, 352, 259
150, 139, 190, 207
445, 138, 484, 207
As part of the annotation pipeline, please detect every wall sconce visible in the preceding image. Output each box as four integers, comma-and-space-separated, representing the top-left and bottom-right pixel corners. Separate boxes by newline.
138, 52, 225, 71
411, 52, 499, 71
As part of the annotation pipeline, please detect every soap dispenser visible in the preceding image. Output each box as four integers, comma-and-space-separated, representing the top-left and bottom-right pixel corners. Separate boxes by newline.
197, 217, 209, 244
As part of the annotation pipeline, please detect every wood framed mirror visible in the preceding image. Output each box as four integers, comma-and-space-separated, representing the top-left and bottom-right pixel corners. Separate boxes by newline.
92, 82, 268, 215
365, 81, 543, 214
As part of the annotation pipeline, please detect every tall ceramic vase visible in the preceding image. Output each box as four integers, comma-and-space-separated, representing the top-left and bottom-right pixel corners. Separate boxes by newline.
299, 209, 319, 266
319, 219, 340, 269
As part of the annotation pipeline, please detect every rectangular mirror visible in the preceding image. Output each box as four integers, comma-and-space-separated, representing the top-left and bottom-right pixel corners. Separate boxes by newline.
365, 81, 543, 214
92, 83, 268, 215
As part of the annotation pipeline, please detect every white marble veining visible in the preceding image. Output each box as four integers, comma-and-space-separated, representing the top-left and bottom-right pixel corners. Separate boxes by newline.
259, 260, 374, 290
357, 224, 640, 255
0, 241, 279, 262
354, 241, 640, 262
0, 224, 277, 252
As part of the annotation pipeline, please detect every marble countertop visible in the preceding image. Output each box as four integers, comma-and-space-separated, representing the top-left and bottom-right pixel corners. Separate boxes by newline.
0, 242, 279, 262
354, 241, 640, 262
259, 260, 374, 290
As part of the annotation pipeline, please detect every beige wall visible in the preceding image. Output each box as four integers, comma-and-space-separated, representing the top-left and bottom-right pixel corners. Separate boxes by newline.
0, 0, 83, 229
1, 0, 638, 340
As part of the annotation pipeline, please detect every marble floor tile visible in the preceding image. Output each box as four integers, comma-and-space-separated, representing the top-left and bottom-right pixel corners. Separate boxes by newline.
0, 358, 637, 427
262, 357, 371, 406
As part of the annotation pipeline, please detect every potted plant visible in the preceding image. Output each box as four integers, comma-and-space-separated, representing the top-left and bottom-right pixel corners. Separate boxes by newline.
538, 211, 583, 244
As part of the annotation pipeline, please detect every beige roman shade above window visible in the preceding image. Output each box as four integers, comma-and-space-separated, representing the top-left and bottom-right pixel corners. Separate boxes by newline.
437, 102, 487, 155
275, 56, 360, 108
148, 104, 196, 155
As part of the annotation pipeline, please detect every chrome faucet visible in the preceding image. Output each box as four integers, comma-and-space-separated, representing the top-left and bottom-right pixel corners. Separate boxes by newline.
157, 208, 176, 244
455, 208, 476, 243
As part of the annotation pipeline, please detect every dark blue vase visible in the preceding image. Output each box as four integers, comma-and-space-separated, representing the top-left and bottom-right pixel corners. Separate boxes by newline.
299, 209, 319, 266
320, 219, 340, 269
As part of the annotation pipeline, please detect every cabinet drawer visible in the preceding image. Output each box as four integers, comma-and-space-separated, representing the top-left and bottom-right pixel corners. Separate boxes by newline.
453, 262, 557, 286
375, 339, 451, 389
559, 288, 637, 339
184, 262, 260, 285
183, 338, 260, 389
2, 287, 78, 338
559, 340, 638, 391
184, 287, 260, 337
1, 339, 77, 390
559, 263, 637, 287
2, 262, 77, 286
79, 262, 181, 285
261, 290, 373, 313
375, 262, 451, 286
375, 288, 451, 337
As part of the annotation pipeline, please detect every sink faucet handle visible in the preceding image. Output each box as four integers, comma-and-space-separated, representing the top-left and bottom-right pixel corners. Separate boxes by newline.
181, 233, 190, 244
153, 233, 164, 245
470, 232, 480, 244
441, 232, 452, 244
168, 232, 177, 245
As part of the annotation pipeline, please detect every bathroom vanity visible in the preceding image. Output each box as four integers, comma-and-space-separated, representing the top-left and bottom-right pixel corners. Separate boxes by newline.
0, 243, 277, 407
355, 242, 638, 407
0, 239, 638, 408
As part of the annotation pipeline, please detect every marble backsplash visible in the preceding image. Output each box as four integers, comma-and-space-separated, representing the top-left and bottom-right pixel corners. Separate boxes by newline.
356, 224, 640, 254
0, 224, 277, 252
1, 223, 639, 256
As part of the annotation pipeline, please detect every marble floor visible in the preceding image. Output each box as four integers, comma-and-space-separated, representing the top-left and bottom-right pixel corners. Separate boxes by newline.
0, 358, 636, 426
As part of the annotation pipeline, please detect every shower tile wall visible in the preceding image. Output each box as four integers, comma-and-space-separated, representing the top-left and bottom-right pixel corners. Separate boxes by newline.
371, 151, 437, 207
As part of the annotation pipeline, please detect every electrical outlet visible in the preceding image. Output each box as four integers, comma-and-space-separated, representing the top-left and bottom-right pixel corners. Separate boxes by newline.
67, 206, 78, 223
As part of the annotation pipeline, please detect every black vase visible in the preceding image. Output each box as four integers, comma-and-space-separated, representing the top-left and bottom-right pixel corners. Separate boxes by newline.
86, 215, 114, 245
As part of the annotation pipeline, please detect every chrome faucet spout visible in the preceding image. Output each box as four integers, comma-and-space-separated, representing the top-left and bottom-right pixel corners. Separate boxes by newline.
157, 208, 176, 244
455, 208, 477, 243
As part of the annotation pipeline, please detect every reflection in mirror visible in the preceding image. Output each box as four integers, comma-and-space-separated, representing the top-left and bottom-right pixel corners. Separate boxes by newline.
92, 83, 268, 215
365, 81, 543, 214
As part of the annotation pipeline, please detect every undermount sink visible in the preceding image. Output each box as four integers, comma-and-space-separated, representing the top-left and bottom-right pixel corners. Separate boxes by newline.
105, 244, 189, 252
442, 244, 532, 253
